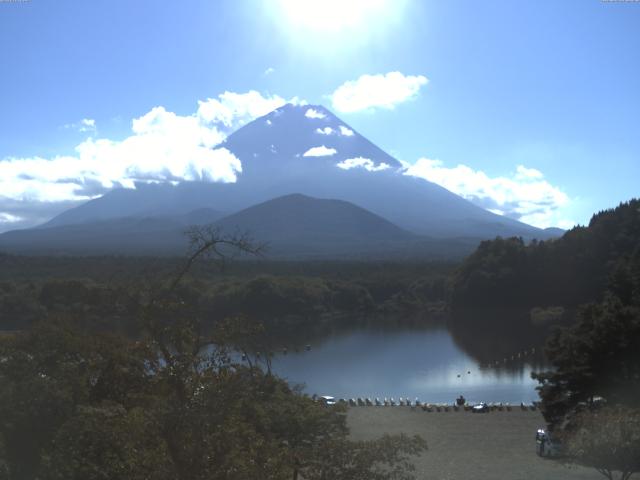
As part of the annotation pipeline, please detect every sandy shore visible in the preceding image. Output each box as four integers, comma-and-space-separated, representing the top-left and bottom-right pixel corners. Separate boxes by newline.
347, 406, 602, 480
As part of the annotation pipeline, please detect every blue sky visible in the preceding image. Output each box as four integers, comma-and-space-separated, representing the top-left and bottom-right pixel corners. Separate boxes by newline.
1, 0, 639, 231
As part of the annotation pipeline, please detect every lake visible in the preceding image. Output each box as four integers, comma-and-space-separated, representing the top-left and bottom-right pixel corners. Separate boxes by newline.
269, 327, 545, 404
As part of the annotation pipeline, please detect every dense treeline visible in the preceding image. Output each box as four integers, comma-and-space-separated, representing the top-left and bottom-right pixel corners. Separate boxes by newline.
450, 199, 640, 311
0, 259, 452, 335
531, 204, 640, 426
446, 199, 640, 363
0, 254, 455, 285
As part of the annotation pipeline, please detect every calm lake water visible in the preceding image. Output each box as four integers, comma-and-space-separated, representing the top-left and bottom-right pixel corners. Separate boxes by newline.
269, 327, 544, 404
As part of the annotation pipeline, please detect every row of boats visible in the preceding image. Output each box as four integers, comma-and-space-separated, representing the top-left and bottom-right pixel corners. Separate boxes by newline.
318, 395, 538, 411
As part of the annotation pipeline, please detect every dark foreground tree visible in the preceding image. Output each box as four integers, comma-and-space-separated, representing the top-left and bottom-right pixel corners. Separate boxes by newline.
0, 320, 427, 480
302, 434, 427, 480
533, 298, 640, 429
0, 227, 427, 480
563, 406, 640, 480
533, 265, 640, 480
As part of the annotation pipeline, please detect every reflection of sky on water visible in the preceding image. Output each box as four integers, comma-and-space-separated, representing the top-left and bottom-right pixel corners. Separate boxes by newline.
270, 328, 542, 403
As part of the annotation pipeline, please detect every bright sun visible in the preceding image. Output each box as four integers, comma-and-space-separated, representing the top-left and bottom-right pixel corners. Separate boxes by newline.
276, 0, 394, 33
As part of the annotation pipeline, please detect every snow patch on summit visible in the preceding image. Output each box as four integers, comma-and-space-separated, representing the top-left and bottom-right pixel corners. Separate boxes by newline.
337, 157, 390, 172
303, 146, 337, 157
305, 108, 326, 119
339, 126, 354, 136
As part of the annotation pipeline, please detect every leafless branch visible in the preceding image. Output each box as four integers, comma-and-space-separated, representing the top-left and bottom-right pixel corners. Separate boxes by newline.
167, 225, 267, 295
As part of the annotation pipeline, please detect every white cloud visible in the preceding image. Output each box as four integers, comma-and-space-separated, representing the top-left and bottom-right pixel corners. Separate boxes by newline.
305, 108, 326, 119
316, 127, 333, 135
197, 90, 294, 130
302, 146, 337, 157
337, 157, 390, 172
0, 90, 300, 230
263, 67, 275, 76
404, 158, 572, 229
514, 165, 544, 180
339, 125, 354, 136
330, 72, 428, 113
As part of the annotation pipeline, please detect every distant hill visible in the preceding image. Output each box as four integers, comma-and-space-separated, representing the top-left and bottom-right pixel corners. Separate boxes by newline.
38, 104, 558, 242
215, 193, 416, 257
543, 227, 566, 237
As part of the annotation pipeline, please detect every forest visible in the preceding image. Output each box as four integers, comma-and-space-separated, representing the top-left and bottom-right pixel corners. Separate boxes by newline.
0, 228, 432, 480
1, 200, 639, 479
449, 200, 640, 479
0, 255, 452, 337
450, 199, 640, 312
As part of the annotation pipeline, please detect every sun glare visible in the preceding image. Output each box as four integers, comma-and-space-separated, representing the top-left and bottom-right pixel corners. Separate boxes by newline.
276, 0, 393, 33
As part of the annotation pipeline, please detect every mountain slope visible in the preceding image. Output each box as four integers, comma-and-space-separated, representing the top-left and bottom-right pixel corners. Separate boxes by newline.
30, 103, 558, 245
0, 208, 224, 255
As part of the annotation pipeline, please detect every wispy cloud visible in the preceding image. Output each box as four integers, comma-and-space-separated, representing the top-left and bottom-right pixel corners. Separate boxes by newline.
0, 212, 22, 224
330, 72, 428, 113
263, 67, 275, 76
63, 118, 97, 133
404, 159, 573, 229
0, 90, 299, 231
302, 146, 337, 157
0, 198, 83, 231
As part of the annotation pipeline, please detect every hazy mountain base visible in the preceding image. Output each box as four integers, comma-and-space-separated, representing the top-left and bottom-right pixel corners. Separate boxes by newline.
0, 194, 484, 259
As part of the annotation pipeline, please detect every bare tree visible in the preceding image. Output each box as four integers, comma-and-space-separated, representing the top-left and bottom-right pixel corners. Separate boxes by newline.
169, 225, 266, 294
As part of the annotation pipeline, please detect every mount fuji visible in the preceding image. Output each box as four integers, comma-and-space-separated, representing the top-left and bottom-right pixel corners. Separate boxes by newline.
0, 104, 559, 257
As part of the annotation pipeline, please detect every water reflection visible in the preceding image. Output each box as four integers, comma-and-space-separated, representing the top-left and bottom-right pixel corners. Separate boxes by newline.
269, 326, 545, 404
448, 308, 558, 367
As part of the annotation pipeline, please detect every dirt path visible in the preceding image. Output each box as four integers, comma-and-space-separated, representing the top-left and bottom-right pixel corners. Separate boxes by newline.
347, 406, 603, 480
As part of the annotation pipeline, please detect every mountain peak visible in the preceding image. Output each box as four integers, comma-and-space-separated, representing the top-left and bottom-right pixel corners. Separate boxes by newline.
221, 103, 402, 179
